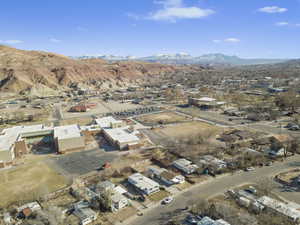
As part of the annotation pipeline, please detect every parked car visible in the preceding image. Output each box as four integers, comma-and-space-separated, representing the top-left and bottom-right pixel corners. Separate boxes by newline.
162, 196, 173, 205
185, 214, 200, 224
245, 186, 257, 194
245, 167, 255, 172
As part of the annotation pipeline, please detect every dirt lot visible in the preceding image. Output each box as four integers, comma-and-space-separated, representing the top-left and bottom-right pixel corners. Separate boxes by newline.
60, 117, 93, 126
136, 111, 190, 125
62, 100, 140, 119
277, 169, 300, 184
0, 155, 68, 207
156, 121, 223, 139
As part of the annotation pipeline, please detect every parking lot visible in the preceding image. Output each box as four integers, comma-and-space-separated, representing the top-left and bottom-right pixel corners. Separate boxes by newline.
47, 149, 119, 177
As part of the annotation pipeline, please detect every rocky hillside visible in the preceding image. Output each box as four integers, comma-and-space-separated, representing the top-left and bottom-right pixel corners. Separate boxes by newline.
0, 45, 200, 95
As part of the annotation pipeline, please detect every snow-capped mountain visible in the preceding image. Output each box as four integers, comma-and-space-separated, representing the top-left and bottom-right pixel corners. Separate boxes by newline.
74, 53, 287, 66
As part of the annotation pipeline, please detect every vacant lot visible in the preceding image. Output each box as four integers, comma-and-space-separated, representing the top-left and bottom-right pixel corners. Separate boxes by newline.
63, 100, 140, 119
137, 111, 190, 125
277, 169, 300, 184
0, 156, 68, 207
157, 121, 223, 139
48, 149, 119, 177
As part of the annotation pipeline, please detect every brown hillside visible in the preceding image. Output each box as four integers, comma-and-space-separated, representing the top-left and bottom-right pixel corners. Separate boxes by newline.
0, 45, 200, 95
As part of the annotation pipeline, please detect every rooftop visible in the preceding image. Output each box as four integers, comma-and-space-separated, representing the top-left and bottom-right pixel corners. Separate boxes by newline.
54, 124, 82, 140
258, 196, 300, 221
104, 127, 139, 144
95, 116, 123, 129
128, 173, 159, 191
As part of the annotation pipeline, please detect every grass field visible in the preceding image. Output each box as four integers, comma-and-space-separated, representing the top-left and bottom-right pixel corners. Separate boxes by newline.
158, 121, 223, 138
137, 111, 190, 125
0, 156, 68, 207
148, 190, 170, 202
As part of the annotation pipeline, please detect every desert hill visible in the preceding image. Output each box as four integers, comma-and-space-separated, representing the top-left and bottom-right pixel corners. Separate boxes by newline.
0, 45, 200, 95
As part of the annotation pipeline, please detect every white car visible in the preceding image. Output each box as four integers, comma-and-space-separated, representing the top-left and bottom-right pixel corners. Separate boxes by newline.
162, 196, 173, 205
245, 167, 255, 172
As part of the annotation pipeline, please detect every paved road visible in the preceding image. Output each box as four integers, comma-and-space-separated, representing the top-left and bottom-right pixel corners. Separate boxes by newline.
126, 155, 300, 225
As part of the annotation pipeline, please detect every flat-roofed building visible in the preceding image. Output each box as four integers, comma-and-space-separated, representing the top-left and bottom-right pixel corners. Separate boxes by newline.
0, 124, 53, 168
173, 158, 198, 174
128, 173, 160, 195
54, 125, 85, 153
95, 116, 124, 129
189, 97, 226, 110
103, 127, 140, 150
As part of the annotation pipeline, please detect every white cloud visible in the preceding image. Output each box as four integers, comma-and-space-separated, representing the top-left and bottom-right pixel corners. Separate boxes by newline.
295, 24, 300, 27
224, 38, 240, 43
149, 7, 214, 21
258, 6, 287, 13
0, 40, 24, 44
275, 22, 289, 26
127, 0, 214, 22
49, 38, 62, 43
154, 0, 182, 7
127, 13, 141, 20
212, 39, 222, 43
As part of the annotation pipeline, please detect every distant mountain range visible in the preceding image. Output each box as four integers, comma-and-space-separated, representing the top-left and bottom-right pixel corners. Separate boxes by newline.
75, 53, 288, 66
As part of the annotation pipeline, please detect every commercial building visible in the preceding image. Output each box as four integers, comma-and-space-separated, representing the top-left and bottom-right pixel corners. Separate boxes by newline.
189, 97, 226, 110
54, 125, 85, 153
172, 158, 198, 174
103, 127, 141, 150
0, 125, 53, 168
128, 173, 160, 195
95, 116, 124, 129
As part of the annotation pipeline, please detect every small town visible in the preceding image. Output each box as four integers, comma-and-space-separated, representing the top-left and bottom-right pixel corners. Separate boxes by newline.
1, 1, 300, 225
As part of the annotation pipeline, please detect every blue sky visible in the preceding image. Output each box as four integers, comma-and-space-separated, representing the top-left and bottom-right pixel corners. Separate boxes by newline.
0, 0, 299, 58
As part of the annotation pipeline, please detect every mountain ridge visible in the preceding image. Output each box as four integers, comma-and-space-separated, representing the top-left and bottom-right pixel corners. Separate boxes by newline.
75, 53, 288, 66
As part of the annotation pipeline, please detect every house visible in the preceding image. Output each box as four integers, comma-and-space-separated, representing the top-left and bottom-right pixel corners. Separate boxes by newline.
17, 201, 42, 213
172, 158, 198, 174
3, 212, 13, 224
103, 127, 141, 150
198, 155, 227, 170
197, 216, 231, 225
258, 196, 300, 222
265, 147, 285, 157
148, 167, 185, 186
128, 173, 160, 195
74, 207, 98, 225
92, 181, 129, 212
54, 125, 85, 153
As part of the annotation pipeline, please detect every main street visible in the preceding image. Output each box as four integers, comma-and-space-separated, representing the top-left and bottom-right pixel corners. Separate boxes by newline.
126, 155, 300, 225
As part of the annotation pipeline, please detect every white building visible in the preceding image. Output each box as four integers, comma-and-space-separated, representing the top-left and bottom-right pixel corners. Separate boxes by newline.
95, 116, 124, 129
198, 155, 227, 170
198, 216, 231, 225
0, 125, 53, 168
103, 127, 140, 150
93, 181, 129, 212
148, 167, 185, 186
74, 207, 98, 225
54, 125, 85, 153
173, 158, 198, 174
258, 196, 300, 222
128, 173, 160, 195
